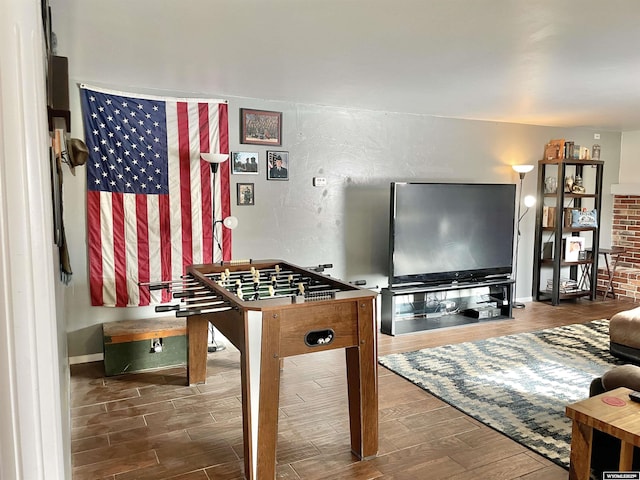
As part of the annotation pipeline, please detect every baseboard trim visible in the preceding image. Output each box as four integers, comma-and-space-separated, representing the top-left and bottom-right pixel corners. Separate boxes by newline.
69, 353, 103, 365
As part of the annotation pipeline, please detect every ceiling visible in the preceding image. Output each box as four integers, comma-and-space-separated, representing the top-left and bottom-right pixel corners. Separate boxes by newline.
57, 0, 640, 131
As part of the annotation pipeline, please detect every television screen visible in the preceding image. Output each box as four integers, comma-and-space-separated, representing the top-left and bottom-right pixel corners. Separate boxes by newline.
389, 182, 516, 286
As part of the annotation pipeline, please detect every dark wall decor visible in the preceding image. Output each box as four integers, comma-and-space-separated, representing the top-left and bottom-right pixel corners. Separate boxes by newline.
237, 183, 255, 205
266, 151, 289, 180
231, 152, 259, 174
240, 109, 282, 146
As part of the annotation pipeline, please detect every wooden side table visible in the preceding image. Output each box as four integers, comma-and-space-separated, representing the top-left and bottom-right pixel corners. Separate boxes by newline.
566, 387, 640, 480
599, 246, 626, 299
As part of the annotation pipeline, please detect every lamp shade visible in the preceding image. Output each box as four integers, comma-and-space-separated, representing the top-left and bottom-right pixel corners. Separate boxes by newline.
512, 164, 534, 174
201, 153, 229, 164
222, 216, 239, 230
201, 153, 229, 173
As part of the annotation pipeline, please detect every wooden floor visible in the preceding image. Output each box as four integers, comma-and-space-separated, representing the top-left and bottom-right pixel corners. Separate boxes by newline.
70, 297, 638, 479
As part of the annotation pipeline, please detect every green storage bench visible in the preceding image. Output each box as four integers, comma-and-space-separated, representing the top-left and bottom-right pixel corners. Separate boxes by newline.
102, 317, 187, 376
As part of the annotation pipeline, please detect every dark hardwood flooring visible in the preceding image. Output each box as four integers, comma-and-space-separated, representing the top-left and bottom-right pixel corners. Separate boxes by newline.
70, 297, 638, 479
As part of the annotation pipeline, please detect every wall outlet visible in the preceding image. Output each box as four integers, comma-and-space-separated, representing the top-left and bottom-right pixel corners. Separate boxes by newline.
150, 338, 163, 353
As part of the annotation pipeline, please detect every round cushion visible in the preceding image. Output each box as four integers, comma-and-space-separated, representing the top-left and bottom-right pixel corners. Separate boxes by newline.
602, 364, 640, 392
610, 307, 640, 350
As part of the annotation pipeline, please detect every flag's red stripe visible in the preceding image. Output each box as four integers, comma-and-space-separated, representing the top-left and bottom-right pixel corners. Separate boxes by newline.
159, 193, 172, 303
217, 103, 232, 261
199, 103, 213, 264
136, 195, 150, 306
84, 90, 229, 306
112, 193, 127, 307
87, 190, 104, 306
177, 102, 193, 269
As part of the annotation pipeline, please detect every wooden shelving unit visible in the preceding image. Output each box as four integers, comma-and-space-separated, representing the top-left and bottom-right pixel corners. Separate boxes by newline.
532, 158, 604, 305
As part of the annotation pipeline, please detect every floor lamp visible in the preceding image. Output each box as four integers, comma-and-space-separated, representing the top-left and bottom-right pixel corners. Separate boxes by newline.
512, 164, 536, 309
200, 152, 239, 247
201, 152, 238, 351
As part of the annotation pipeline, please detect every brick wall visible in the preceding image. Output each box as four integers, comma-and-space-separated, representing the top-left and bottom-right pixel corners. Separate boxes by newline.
597, 195, 640, 301
611, 196, 640, 266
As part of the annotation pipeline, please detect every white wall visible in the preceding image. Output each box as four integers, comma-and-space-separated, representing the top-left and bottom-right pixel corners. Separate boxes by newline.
616, 130, 640, 192
620, 130, 640, 180
63, 95, 623, 356
50, 1, 623, 358
0, 0, 69, 478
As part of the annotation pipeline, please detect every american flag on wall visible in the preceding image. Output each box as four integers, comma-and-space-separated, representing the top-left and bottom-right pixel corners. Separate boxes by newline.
80, 85, 230, 307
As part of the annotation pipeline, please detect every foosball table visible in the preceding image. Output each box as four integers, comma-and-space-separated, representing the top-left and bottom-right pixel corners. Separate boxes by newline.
147, 259, 378, 480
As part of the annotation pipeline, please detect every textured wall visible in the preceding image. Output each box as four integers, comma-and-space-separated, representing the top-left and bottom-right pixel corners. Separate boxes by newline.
620, 131, 640, 184
50, 1, 624, 357
63, 94, 623, 356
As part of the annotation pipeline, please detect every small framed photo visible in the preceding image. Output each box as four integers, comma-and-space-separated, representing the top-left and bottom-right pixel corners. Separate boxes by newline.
266, 151, 289, 181
240, 108, 282, 146
565, 236, 585, 262
231, 152, 259, 174
237, 183, 255, 206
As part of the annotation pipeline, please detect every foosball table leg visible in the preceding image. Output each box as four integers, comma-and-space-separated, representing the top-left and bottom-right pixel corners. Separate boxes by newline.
345, 300, 378, 459
186, 316, 209, 385
240, 310, 283, 480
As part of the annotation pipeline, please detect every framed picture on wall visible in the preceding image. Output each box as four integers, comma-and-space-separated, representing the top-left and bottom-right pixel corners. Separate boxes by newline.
237, 183, 255, 206
240, 109, 282, 146
266, 151, 289, 181
231, 152, 259, 174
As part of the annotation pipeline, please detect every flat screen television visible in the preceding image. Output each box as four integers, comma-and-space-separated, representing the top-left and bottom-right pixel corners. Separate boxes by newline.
388, 182, 516, 287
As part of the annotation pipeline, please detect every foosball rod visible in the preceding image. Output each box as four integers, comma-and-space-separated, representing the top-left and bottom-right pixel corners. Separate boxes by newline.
140, 280, 201, 291
306, 263, 333, 272
203, 263, 332, 282
170, 276, 333, 299
229, 281, 337, 295
155, 299, 226, 312
172, 288, 224, 298
219, 276, 329, 289
238, 288, 340, 301
203, 268, 296, 282
175, 305, 233, 317
212, 274, 329, 289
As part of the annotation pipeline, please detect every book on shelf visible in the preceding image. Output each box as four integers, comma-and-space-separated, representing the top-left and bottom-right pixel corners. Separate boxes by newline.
548, 206, 556, 227
572, 144, 581, 159
542, 206, 557, 227
564, 141, 575, 160
542, 139, 595, 161
547, 287, 582, 294
547, 278, 579, 291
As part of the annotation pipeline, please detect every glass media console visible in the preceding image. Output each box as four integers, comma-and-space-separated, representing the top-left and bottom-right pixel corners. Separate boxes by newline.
380, 279, 514, 335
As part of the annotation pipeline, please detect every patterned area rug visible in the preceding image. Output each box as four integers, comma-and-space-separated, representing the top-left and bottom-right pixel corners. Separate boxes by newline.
378, 320, 624, 469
